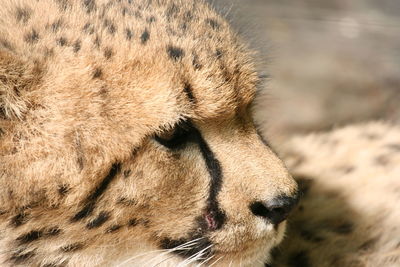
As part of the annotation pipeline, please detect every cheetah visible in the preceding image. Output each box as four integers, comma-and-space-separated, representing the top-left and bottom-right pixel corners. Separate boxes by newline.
0, 0, 299, 266
275, 122, 400, 267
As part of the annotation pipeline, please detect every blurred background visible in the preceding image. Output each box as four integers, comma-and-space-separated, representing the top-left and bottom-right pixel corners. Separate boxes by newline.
211, 0, 400, 144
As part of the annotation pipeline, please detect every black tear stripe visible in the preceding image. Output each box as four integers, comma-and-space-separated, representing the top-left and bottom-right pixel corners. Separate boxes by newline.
159, 122, 225, 259
183, 83, 196, 103
194, 129, 226, 230
71, 163, 121, 222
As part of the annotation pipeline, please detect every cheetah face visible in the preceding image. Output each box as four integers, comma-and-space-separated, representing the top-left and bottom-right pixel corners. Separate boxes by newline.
120, 114, 299, 266
0, 0, 298, 266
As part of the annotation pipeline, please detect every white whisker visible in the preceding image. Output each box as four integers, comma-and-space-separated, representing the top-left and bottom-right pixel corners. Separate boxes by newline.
177, 244, 213, 267
208, 255, 224, 267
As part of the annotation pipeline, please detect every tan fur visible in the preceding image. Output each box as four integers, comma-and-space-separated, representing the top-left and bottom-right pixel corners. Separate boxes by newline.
274, 122, 400, 266
0, 0, 298, 266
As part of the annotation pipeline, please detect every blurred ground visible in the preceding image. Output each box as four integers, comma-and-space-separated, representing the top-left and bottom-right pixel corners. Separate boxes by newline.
211, 0, 400, 143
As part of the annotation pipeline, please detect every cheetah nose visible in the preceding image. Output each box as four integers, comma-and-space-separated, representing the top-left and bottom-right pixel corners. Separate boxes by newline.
250, 195, 299, 225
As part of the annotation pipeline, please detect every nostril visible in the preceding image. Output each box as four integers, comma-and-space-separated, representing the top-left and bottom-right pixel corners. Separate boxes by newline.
250, 195, 299, 225
249, 201, 270, 218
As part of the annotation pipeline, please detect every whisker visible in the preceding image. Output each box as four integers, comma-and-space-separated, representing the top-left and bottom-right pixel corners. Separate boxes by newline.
198, 254, 215, 266
150, 254, 177, 267
116, 249, 167, 267
177, 244, 213, 267
208, 255, 224, 267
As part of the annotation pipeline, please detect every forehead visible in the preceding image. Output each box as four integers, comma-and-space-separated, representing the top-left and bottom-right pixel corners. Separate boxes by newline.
12, 0, 258, 122
178, 46, 258, 121
145, 8, 259, 120
92, 0, 260, 121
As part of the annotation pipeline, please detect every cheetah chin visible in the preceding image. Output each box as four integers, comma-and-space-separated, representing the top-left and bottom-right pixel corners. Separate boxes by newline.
0, 0, 298, 266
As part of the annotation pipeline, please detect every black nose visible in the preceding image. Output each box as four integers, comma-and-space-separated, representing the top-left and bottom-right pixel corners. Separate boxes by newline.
250, 195, 299, 225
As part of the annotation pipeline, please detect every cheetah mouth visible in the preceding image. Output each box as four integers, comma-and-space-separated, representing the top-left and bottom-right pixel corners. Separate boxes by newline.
158, 210, 224, 260
160, 235, 214, 261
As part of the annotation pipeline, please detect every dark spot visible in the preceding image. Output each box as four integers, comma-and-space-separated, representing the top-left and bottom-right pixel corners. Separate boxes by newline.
337, 165, 355, 174
71, 203, 95, 222
103, 47, 113, 59
73, 40, 81, 53
56, 37, 68, 47
167, 45, 184, 61
103, 19, 116, 35
55, 0, 71, 11
140, 29, 150, 44
359, 237, 378, 251
362, 133, 379, 140
92, 67, 103, 79
125, 28, 133, 40
121, 7, 128, 16
192, 54, 202, 70
99, 85, 107, 95
71, 163, 121, 222
288, 250, 311, 267
183, 83, 195, 103
10, 249, 35, 264
128, 218, 138, 227
11, 212, 29, 227
16, 7, 31, 23
93, 35, 101, 48
24, 29, 40, 44
386, 143, 400, 151
133, 10, 142, 19
106, 224, 122, 233
16, 226, 61, 245
171, 152, 181, 160
166, 26, 178, 36
58, 184, 70, 196
86, 211, 110, 229
165, 3, 179, 18
117, 197, 137, 206
0, 38, 14, 51
215, 49, 223, 59
333, 222, 354, 234
82, 0, 96, 13
375, 155, 390, 166
83, 22, 94, 35
141, 219, 150, 227
51, 19, 63, 32
179, 22, 188, 32
147, 16, 156, 23
60, 243, 84, 252
46, 227, 62, 236
205, 19, 220, 30
17, 230, 42, 244
183, 11, 193, 21
123, 170, 131, 178
300, 229, 324, 243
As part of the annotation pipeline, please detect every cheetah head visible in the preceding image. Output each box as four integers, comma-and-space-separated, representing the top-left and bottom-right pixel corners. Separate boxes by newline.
0, 0, 298, 266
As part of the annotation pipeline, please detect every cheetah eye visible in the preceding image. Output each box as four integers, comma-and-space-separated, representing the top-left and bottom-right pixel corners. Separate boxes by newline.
154, 121, 194, 149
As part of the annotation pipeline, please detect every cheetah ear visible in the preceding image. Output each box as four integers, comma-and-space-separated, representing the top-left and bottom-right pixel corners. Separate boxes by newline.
0, 50, 41, 120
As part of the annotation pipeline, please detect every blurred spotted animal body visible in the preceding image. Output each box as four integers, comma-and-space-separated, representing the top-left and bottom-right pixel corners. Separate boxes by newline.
274, 122, 400, 267
0, 0, 298, 266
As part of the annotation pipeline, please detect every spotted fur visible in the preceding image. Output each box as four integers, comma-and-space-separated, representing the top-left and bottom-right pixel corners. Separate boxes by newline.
275, 122, 400, 267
